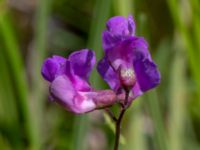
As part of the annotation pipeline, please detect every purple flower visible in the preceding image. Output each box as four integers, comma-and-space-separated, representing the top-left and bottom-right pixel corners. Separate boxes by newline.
41, 49, 116, 114
97, 15, 161, 105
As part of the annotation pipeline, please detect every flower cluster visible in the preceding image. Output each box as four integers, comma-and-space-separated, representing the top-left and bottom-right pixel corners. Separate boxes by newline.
41, 15, 160, 114
98, 15, 160, 106
41, 50, 116, 113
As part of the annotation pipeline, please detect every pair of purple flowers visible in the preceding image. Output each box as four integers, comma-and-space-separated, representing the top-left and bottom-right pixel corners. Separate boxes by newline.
41, 15, 160, 114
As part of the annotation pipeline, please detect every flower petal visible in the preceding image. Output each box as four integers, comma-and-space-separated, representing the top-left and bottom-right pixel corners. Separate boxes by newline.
106, 16, 135, 36
128, 15, 135, 35
130, 82, 143, 100
73, 92, 97, 114
69, 49, 96, 81
65, 60, 91, 91
97, 56, 120, 91
52, 55, 66, 64
41, 55, 66, 82
103, 15, 136, 51
134, 59, 161, 92
102, 31, 122, 51
131, 37, 151, 62
50, 75, 75, 111
106, 37, 150, 71
50, 75, 96, 114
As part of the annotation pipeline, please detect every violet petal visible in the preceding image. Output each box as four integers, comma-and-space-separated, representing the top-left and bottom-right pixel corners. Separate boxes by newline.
50, 75, 98, 114
134, 59, 161, 92
41, 55, 66, 82
102, 31, 122, 51
103, 15, 136, 51
128, 15, 135, 35
69, 49, 95, 81
65, 60, 91, 91
106, 16, 135, 36
97, 56, 120, 91
50, 75, 75, 111
130, 82, 143, 100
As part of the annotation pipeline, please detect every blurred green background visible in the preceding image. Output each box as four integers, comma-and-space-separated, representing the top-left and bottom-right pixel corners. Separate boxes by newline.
0, 0, 200, 149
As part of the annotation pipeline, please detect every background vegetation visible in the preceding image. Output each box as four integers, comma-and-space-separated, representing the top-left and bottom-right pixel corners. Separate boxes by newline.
0, 0, 200, 149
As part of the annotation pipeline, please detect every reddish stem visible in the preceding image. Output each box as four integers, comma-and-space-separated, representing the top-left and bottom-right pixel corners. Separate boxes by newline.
114, 90, 129, 150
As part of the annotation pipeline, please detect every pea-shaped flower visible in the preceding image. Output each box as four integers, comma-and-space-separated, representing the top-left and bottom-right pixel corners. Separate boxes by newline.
41, 49, 116, 114
97, 15, 161, 106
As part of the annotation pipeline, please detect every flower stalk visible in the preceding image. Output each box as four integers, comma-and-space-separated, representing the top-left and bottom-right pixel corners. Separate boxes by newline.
114, 90, 129, 150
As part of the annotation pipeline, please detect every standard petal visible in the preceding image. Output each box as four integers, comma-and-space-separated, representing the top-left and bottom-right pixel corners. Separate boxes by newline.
69, 49, 96, 81
41, 58, 59, 82
65, 60, 74, 81
52, 55, 66, 64
134, 59, 161, 92
106, 16, 135, 36
97, 56, 120, 91
106, 37, 151, 70
65, 60, 91, 91
102, 31, 122, 51
41, 55, 66, 82
106, 37, 134, 70
103, 15, 136, 51
128, 15, 135, 35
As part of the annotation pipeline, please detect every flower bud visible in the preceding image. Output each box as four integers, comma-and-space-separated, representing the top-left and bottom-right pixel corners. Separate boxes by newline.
88, 90, 116, 109
119, 68, 136, 89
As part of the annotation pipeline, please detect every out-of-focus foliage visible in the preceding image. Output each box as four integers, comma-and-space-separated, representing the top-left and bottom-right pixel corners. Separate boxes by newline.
0, 0, 200, 149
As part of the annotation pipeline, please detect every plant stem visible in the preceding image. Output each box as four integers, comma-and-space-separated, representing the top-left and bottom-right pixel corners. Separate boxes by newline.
114, 109, 126, 150
114, 90, 129, 150
105, 108, 118, 122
